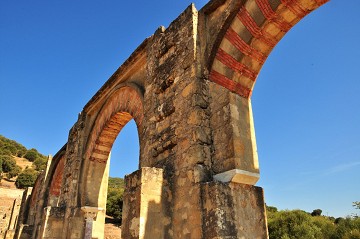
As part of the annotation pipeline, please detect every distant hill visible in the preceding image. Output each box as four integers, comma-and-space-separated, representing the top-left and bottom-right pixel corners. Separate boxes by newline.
0, 134, 48, 189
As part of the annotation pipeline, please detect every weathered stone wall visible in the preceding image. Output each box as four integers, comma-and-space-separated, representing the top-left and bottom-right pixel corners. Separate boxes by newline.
201, 182, 267, 238
0, 188, 23, 238
122, 167, 164, 239
14, 0, 329, 238
142, 5, 209, 238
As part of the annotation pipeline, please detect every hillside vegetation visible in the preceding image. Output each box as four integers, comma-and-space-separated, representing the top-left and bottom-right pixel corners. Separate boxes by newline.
1, 135, 359, 238
0, 135, 48, 188
267, 205, 360, 239
107, 177, 125, 222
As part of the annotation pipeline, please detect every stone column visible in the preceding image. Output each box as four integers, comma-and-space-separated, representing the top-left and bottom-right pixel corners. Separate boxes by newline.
122, 167, 165, 239
201, 181, 268, 238
81, 207, 103, 239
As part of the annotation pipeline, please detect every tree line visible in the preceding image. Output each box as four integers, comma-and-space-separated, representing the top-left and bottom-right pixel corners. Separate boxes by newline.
267, 204, 360, 239
0, 135, 47, 188
2, 135, 359, 237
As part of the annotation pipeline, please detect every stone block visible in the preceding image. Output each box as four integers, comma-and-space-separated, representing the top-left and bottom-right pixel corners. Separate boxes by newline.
122, 167, 166, 239
201, 181, 268, 239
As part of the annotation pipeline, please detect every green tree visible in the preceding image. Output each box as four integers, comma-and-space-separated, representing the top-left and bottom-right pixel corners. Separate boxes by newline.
2, 144, 17, 155
269, 210, 323, 239
0, 157, 3, 172
332, 217, 360, 239
34, 157, 48, 171
311, 209, 323, 217
1, 155, 22, 179
106, 177, 125, 220
106, 187, 124, 220
312, 215, 336, 239
7, 165, 22, 179
0, 135, 28, 157
24, 148, 39, 162
15, 168, 39, 188
266, 205, 278, 214
16, 147, 27, 157
343, 229, 360, 239
0, 157, 3, 182
1, 155, 16, 172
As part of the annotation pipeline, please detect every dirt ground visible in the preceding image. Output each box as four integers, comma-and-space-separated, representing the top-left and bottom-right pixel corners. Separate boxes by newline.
0, 156, 33, 189
14, 156, 33, 170
104, 223, 121, 239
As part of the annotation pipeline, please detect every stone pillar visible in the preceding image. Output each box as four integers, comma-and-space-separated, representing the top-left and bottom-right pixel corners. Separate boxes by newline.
209, 85, 260, 185
201, 181, 268, 238
81, 207, 103, 239
122, 167, 165, 239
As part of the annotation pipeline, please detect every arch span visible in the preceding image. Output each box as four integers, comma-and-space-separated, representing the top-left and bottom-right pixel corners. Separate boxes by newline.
80, 85, 144, 207
208, 0, 329, 98
77, 85, 144, 239
85, 85, 144, 164
14, 1, 333, 238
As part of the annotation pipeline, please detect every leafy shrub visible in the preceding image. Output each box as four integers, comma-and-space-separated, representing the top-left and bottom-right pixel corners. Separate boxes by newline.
0, 135, 28, 157
311, 209, 323, 216
1, 155, 16, 172
267, 207, 360, 239
15, 168, 39, 188
106, 187, 124, 220
24, 148, 39, 162
34, 157, 48, 171
1, 155, 22, 179
268, 209, 322, 239
7, 165, 22, 179
16, 147, 27, 157
106, 177, 125, 220
343, 229, 360, 239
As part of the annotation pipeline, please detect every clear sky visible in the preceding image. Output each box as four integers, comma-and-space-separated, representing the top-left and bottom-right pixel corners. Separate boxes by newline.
1, 0, 359, 218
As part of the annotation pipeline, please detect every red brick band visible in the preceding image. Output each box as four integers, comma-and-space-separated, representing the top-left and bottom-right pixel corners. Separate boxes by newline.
216, 48, 257, 81
237, 6, 276, 47
256, 0, 292, 32
280, 0, 309, 18
95, 140, 113, 148
225, 27, 266, 64
314, 0, 329, 6
49, 156, 66, 197
209, 70, 251, 98
89, 156, 107, 164
86, 86, 143, 164
92, 148, 110, 156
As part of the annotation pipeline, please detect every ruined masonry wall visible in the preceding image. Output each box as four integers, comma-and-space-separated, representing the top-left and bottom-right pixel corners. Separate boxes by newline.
0, 188, 24, 238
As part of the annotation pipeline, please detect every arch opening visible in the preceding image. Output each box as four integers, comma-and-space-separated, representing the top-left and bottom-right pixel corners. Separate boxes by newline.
103, 119, 139, 237
206, 0, 359, 218
250, 1, 360, 218
78, 86, 144, 239
109, 119, 140, 178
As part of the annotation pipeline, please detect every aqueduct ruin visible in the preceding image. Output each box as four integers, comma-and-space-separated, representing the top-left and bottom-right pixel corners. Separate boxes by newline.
14, 0, 328, 238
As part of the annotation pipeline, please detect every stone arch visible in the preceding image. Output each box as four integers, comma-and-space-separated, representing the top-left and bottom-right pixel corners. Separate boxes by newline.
15, 2, 338, 238
79, 85, 144, 208
48, 155, 66, 206
74, 85, 144, 239
209, 0, 328, 98
26, 171, 45, 226
202, 0, 330, 185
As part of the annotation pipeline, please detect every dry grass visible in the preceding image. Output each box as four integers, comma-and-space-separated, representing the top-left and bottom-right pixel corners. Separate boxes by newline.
0, 156, 33, 189
14, 156, 33, 170
104, 223, 121, 239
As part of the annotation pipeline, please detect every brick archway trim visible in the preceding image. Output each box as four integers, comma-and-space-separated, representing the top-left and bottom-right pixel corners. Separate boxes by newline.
49, 155, 66, 197
209, 0, 329, 98
85, 86, 144, 164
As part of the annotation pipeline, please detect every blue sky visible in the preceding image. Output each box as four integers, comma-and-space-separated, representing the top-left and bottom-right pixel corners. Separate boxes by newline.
1, 0, 359, 218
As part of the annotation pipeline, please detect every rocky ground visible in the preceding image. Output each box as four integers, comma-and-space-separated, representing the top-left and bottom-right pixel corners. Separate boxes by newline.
104, 223, 121, 239
104, 217, 121, 239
